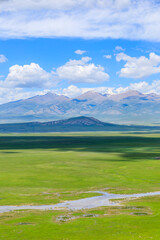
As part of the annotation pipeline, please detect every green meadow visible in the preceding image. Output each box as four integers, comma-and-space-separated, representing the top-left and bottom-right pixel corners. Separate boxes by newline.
0, 132, 160, 239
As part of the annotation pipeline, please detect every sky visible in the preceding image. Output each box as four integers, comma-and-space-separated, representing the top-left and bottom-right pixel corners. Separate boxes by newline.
1, 0, 160, 104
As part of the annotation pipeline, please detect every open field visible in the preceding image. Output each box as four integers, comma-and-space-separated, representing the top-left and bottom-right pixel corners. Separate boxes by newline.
0, 132, 160, 239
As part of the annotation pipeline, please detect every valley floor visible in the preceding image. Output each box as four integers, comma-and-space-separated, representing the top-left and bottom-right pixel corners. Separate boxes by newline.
0, 132, 160, 239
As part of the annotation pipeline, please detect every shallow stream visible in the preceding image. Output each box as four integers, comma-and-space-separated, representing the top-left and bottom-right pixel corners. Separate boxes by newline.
0, 191, 160, 213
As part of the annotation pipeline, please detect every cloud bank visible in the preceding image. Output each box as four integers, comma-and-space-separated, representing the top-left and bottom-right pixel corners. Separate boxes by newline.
2, 79, 160, 104
0, 0, 160, 41
62, 80, 160, 98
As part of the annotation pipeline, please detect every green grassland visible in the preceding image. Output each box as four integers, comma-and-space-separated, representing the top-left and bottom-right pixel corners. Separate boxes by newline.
0, 132, 160, 239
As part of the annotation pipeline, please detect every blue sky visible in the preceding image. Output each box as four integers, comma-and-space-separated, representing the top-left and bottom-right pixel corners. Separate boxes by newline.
1, 0, 160, 103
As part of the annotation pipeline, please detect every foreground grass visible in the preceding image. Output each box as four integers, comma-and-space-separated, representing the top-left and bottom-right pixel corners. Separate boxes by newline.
0, 197, 160, 240
0, 132, 160, 239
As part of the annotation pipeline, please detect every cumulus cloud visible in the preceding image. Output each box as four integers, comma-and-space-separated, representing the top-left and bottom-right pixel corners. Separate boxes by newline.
5, 63, 57, 88
0, 0, 160, 41
0, 54, 7, 63
56, 56, 110, 83
62, 85, 82, 98
104, 55, 112, 59
75, 50, 86, 55
0, 56, 109, 92
116, 52, 160, 79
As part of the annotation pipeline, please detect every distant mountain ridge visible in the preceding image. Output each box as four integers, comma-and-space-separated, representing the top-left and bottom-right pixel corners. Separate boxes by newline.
1, 90, 160, 124
0, 116, 159, 133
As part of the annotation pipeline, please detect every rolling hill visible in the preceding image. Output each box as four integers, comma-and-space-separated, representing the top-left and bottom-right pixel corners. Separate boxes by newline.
0, 116, 159, 133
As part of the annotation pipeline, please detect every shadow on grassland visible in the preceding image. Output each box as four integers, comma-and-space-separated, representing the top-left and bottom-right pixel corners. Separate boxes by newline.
0, 135, 160, 161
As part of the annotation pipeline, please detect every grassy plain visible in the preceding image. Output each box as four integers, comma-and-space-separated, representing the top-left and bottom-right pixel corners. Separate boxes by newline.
0, 132, 160, 239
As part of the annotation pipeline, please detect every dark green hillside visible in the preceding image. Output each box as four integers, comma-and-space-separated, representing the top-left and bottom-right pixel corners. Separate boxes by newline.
0, 116, 159, 132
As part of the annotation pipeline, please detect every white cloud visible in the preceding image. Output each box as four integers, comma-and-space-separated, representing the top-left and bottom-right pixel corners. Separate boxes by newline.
108, 80, 160, 95
0, 54, 7, 63
114, 0, 131, 9
115, 46, 125, 52
2, 79, 160, 105
62, 85, 114, 98
0, 87, 52, 104
75, 50, 86, 55
128, 80, 160, 94
5, 63, 57, 88
61, 80, 160, 98
62, 85, 82, 98
0, 56, 109, 92
0, 56, 110, 103
0, 1, 160, 41
116, 52, 160, 79
0, 0, 130, 11
56, 56, 110, 83
104, 55, 112, 59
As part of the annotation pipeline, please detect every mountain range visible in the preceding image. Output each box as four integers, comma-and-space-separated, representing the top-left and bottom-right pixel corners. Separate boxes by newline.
0, 90, 160, 124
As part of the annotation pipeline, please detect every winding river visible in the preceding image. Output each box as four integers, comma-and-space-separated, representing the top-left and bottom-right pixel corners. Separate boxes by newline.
0, 191, 160, 213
